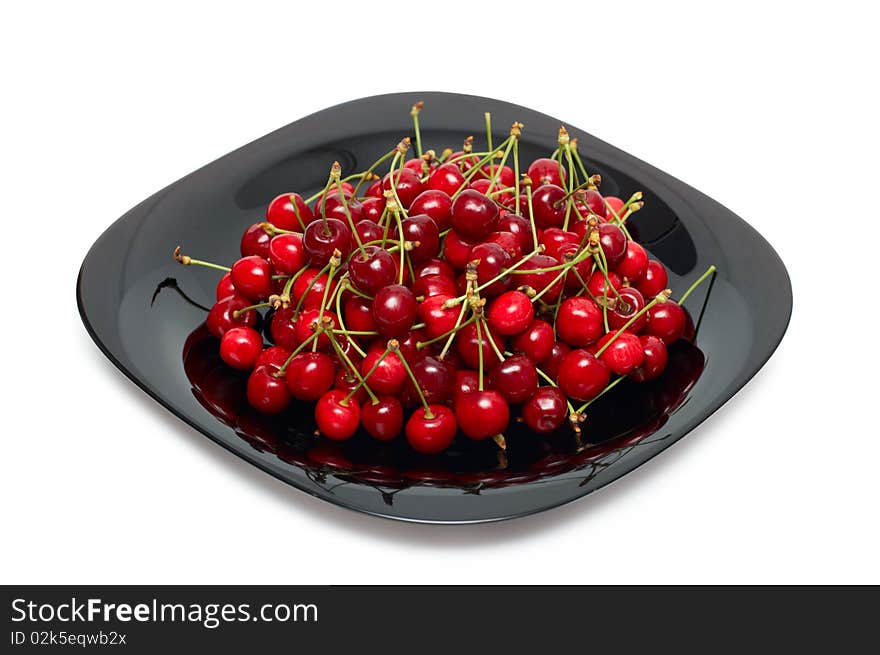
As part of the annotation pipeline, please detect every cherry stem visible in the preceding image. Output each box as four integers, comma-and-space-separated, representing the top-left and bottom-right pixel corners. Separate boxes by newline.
417, 315, 475, 349
173, 247, 230, 272
292, 262, 332, 316
576, 375, 626, 414
232, 302, 271, 318
475, 317, 485, 391
484, 112, 493, 157
391, 340, 434, 418
394, 211, 406, 285
447, 247, 544, 305
485, 138, 513, 196
513, 137, 521, 202
594, 294, 666, 358
481, 317, 505, 362
562, 146, 577, 230
344, 347, 391, 404
314, 253, 340, 350
327, 331, 377, 404
530, 266, 569, 303
288, 195, 307, 231
336, 178, 364, 253
451, 137, 512, 197
351, 148, 395, 197
335, 285, 367, 358
677, 266, 717, 305
281, 265, 309, 302
438, 300, 470, 359
276, 330, 321, 376
525, 180, 538, 250
411, 101, 424, 160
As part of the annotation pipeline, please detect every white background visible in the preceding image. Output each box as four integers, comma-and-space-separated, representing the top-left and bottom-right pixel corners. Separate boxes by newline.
2, 1, 878, 584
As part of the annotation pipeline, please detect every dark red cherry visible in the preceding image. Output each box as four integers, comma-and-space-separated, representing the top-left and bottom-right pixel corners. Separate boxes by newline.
596, 330, 645, 375
541, 341, 570, 380
511, 319, 555, 363
348, 245, 396, 295
355, 219, 383, 245
484, 231, 522, 260
470, 242, 511, 296
256, 345, 291, 370
635, 259, 669, 298
586, 269, 623, 298
313, 190, 364, 224
372, 284, 417, 338
361, 196, 385, 223
413, 274, 457, 299
293, 308, 337, 351
616, 240, 648, 282
343, 294, 377, 334
231, 256, 273, 301
428, 162, 466, 196
455, 322, 504, 369
527, 184, 566, 229
557, 349, 610, 402
442, 230, 476, 270
361, 396, 404, 441
360, 343, 406, 395
417, 295, 459, 340
268, 233, 306, 275
630, 335, 668, 382
285, 352, 335, 401
405, 405, 457, 454
415, 258, 455, 281
470, 177, 513, 204
402, 356, 452, 406
451, 189, 498, 240
518, 254, 564, 302
266, 192, 313, 231
522, 387, 568, 434
333, 369, 367, 405
578, 188, 606, 219
479, 163, 515, 186
455, 391, 510, 440
399, 214, 440, 263
315, 390, 361, 441
219, 326, 263, 370
207, 294, 258, 338
240, 223, 272, 259
382, 168, 424, 209
607, 286, 647, 333
527, 158, 566, 187
410, 189, 453, 231
489, 354, 538, 404
598, 223, 627, 269
365, 179, 384, 198
292, 268, 337, 310
216, 272, 235, 300
539, 228, 579, 261
303, 218, 352, 266
246, 364, 290, 414
454, 369, 481, 397
646, 301, 686, 344
487, 290, 534, 336
496, 213, 533, 255
556, 297, 604, 347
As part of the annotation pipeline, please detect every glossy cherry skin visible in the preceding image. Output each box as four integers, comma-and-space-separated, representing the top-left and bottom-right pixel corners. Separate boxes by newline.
607, 286, 647, 333
285, 352, 335, 401
442, 230, 476, 270
315, 390, 361, 441
361, 196, 385, 222
598, 223, 627, 269
216, 272, 235, 300
596, 330, 645, 375
360, 344, 406, 395
303, 218, 352, 266
451, 189, 498, 240
219, 326, 263, 370
470, 242, 511, 296
343, 294, 377, 333
541, 341, 570, 380
646, 301, 686, 344
496, 213, 533, 255
630, 335, 669, 382
333, 369, 367, 406
428, 162, 466, 196
355, 219, 383, 245
246, 365, 290, 414
240, 223, 272, 258
539, 228, 580, 261
410, 189, 453, 231
207, 295, 258, 338
268, 307, 298, 350
526, 184, 567, 229
511, 319, 555, 363
361, 396, 404, 441
527, 158, 566, 187
455, 390, 510, 440
382, 168, 424, 209
267, 233, 306, 275
293, 309, 337, 352
518, 254, 564, 302
586, 269, 623, 298
522, 387, 568, 434
557, 349, 611, 402
413, 274, 457, 299
485, 230, 522, 260
417, 295, 459, 340
469, 177, 513, 204
604, 196, 625, 219
635, 259, 669, 298
399, 214, 440, 263
230, 256, 273, 301
489, 354, 538, 404
415, 258, 455, 281
556, 297, 604, 347
579, 188, 607, 219
406, 405, 457, 455
487, 290, 534, 336
313, 191, 364, 225
266, 192, 313, 231
455, 322, 504, 370
255, 345, 291, 369
348, 245, 396, 295
290, 268, 333, 310
372, 284, 417, 338
454, 369, 481, 397
402, 356, 453, 406
616, 240, 648, 282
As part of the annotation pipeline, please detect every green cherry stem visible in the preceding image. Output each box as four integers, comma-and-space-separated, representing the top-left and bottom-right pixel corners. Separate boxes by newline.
411, 101, 424, 160
389, 340, 434, 418
475, 316, 485, 391
173, 247, 230, 272
327, 331, 377, 404
576, 376, 626, 414
594, 293, 668, 358
276, 329, 321, 376
677, 266, 717, 305
344, 346, 392, 404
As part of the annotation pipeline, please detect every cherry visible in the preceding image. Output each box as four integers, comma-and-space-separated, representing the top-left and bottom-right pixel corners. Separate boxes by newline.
635, 259, 668, 298
231, 256, 273, 301
220, 326, 263, 370
541, 341, 570, 380
511, 319, 555, 363
360, 344, 406, 395
454, 369, 481, 397
240, 223, 272, 258
285, 352, 335, 400
266, 192, 313, 231
246, 364, 290, 414
607, 286, 647, 333
496, 213, 533, 254
487, 290, 534, 335
578, 188, 606, 219
527, 184, 566, 228
315, 390, 361, 441
334, 369, 367, 405
596, 330, 645, 375
539, 228, 579, 260
442, 230, 476, 270
630, 335, 668, 382
292, 268, 337, 310
556, 297, 604, 347
355, 219, 383, 245
527, 158, 566, 187
303, 218, 351, 266
268, 233, 306, 275
485, 231, 522, 260
361, 396, 404, 441
479, 163, 515, 186
410, 189, 453, 231
470, 242, 511, 296
361, 196, 385, 222
207, 294, 257, 337
397, 329, 428, 364
451, 189, 498, 240
604, 196, 625, 219
256, 345, 292, 369
405, 405, 457, 454
404, 157, 428, 175
557, 349, 610, 402
413, 274, 457, 299
343, 294, 377, 333
428, 162, 466, 196
518, 254, 564, 302
293, 309, 337, 351
598, 223, 627, 269
455, 390, 510, 440
314, 191, 364, 224
365, 179, 384, 198
489, 354, 538, 404
216, 272, 235, 300
402, 356, 452, 406
455, 322, 504, 369
372, 284, 417, 338
522, 387, 568, 434
616, 240, 648, 282
348, 245, 396, 295
415, 258, 455, 281
399, 214, 440, 263
383, 168, 424, 209
586, 269, 622, 298
646, 301, 686, 344
418, 295, 459, 339
470, 177, 513, 204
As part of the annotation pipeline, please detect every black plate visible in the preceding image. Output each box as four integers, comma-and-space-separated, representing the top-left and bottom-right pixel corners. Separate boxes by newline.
77, 92, 791, 523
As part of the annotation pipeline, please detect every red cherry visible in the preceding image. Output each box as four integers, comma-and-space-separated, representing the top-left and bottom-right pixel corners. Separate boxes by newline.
268, 233, 306, 275
365, 179, 383, 198
577, 188, 607, 220
541, 341, 570, 380
246, 365, 290, 414
455, 322, 504, 369
557, 349, 610, 402
266, 193, 313, 231
646, 301, 686, 344
635, 259, 668, 298
607, 286, 647, 333
453, 369, 481, 397
484, 231, 522, 260
240, 223, 272, 258
604, 196, 625, 219
527, 157, 566, 187
442, 230, 476, 270
334, 369, 367, 406
556, 297, 604, 347
405, 405, 457, 454
268, 307, 299, 350
382, 168, 424, 209
413, 274, 457, 299
479, 164, 515, 186
285, 352, 335, 401
354, 219, 383, 245
616, 240, 648, 282
518, 254, 564, 302
630, 335, 668, 382
207, 295, 257, 338
343, 295, 377, 333
313, 191, 364, 224
402, 356, 453, 406
303, 218, 352, 266
361, 196, 385, 222
470, 178, 513, 204
586, 269, 623, 298
489, 354, 538, 404
216, 272, 235, 300
219, 326, 263, 370
487, 290, 534, 336
404, 157, 427, 175
410, 189, 453, 231
598, 223, 627, 269
315, 390, 361, 441
527, 184, 566, 228
231, 256, 273, 301
361, 397, 404, 441
256, 345, 291, 369
418, 295, 459, 339
522, 387, 568, 434
293, 309, 337, 351
511, 319, 555, 363
450, 189, 498, 240
415, 258, 455, 281
496, 213, 533, 255
292, 268, 337, 310
399, 214, 440, 263
348, 245, 396, 295
596, 330, 645, 375
539, 228, 579, 260
428, 162, 466, 196
360, 344, 406, 395
372, 284, 417, 338
455, 390, 510, 440
470, 242, 511, 296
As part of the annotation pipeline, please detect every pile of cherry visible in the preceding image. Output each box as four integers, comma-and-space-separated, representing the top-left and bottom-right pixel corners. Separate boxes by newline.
175, 103, 714, 455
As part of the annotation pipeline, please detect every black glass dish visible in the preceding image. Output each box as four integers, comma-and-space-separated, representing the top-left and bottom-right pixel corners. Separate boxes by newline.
77, 92, 791, 523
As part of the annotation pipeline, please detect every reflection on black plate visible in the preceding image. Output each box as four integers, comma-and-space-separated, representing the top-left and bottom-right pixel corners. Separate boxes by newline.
77, 92, 791, 523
